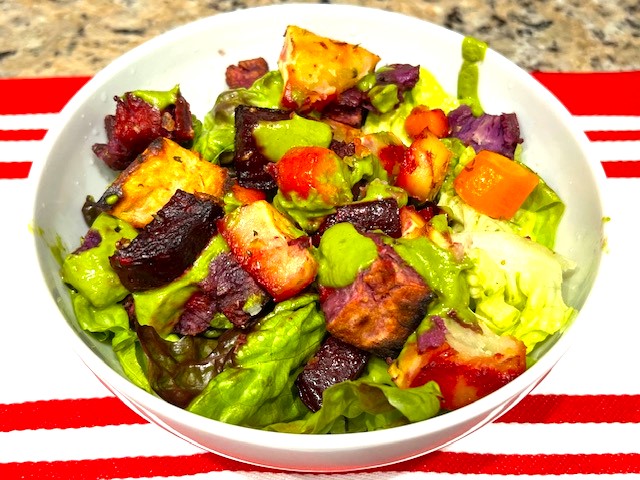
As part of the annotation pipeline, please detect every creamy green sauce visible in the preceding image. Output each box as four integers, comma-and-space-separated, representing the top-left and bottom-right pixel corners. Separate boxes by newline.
61, 214, 137, 309
316, 223, 378, 288
457, 36, 487, 116
392, 236, 473, 320
130, 84, 180, 110
253, 113, 333, 162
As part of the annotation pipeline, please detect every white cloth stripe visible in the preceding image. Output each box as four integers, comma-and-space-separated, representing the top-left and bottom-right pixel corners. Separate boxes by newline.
443, 422, 640, 455
573, 115, 640, 131
0, 113, 59, 130
0, 423, 203, 463
589, 140, 640, 161
1, 421, 638, 464
0, 140, 44, 162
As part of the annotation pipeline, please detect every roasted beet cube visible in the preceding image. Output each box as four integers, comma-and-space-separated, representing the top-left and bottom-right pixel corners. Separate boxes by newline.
318, 198, 402, 238
321, 240, 435, 358
225, 57, 269, 89
296, 336, 369, 412
174, 252, 269, 335
92, 90, 195, 170
233, 105, 291, 190
110, 190, 223, 291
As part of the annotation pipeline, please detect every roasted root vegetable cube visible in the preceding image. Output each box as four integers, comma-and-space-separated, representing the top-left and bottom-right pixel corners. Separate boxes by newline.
269, 146, 352, 205
103, 138, 229, 228
110, 190, 224, 292
389, 315, 526, 410
395, 131, 453, 203
404, 105, 450, 140
278, 25, 380, 111
320, 241, 435, 358
218, 200, 318, 301
453, 149, 540, 220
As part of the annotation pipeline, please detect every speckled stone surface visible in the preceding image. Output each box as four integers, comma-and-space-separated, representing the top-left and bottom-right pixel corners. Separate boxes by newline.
2, 0, 639, 78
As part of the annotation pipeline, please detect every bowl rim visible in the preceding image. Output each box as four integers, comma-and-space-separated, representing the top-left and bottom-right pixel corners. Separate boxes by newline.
31, 0, 608, 463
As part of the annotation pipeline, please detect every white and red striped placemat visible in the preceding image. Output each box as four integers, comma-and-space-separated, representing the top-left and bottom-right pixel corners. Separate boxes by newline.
1, 72, 639, 479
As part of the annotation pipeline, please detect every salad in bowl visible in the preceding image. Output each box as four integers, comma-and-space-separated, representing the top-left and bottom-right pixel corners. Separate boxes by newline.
56, 24, 579, 435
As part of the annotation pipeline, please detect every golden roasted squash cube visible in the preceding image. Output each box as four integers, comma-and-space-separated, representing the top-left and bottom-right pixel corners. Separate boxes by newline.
108, 138, 228, 228
278, 25, 380, 111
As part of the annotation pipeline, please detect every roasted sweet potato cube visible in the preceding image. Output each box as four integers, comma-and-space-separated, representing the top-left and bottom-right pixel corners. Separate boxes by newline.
278, 25, 380, 111
320, 241, 435, 358
218, 199, 318, 302
104, 137, 229, 228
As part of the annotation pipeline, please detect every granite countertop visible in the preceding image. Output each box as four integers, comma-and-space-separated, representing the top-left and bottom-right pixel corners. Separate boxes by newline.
2, 0, 639, 78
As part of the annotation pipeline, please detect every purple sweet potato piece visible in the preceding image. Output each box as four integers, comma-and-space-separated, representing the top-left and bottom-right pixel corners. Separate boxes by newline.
110, 190, 223, 291
234, 105, 291, 190
448, 104, 523, 159
296, 335, 369, 412
376, 64, 420, 91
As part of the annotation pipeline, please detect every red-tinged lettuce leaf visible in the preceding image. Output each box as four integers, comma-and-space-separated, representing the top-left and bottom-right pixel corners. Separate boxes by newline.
267, 357, 441, 434
136, 324, 244, 409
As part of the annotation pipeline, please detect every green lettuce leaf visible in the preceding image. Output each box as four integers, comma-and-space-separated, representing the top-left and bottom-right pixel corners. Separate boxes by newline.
267, 357, 441, 434
192, 71, 284, 163
438, 139, 565, 249
456, 230, 577, 352
61, 214, 137, 308
187, 294, 326, 428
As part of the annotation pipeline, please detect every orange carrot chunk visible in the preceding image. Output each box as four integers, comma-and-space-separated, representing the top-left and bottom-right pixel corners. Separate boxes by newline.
453, 150, 539, 220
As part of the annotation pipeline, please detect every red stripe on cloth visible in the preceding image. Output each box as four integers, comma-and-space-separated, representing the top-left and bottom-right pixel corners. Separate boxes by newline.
496, 394, 640, 423
532, 71, 640, 116
0, 129, 47, 141
602, 160, 640, 178
2, 393, 640, 432
0, 77, 91, 115
0, 397, 147, 432
1, 452, 640, 479
0, 162, 32, 179
587, 130, 640, 141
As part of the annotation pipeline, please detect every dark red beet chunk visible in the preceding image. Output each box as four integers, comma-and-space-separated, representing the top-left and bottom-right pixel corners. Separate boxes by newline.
92, 90, 195, 170
174, 252, 269, 335
110, 190, 223, 291
296, 336, 369, 412
234, 105, 291, 190
321, 87, 370, 128
225, 58, 269, 89
318, 198, 402, 238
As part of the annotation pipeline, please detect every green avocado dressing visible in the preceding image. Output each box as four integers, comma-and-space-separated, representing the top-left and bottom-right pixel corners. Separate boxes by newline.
316, 223, 378, 288
392, 236, 474, 321
457, 36, 487, 116
133, 234, 229, 337
61, 214, 138, 309
253, 113, 333, 162
130, 84, 180, 110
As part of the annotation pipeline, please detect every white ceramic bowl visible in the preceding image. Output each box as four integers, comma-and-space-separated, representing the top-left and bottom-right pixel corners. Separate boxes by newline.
31, 3, 607, 472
